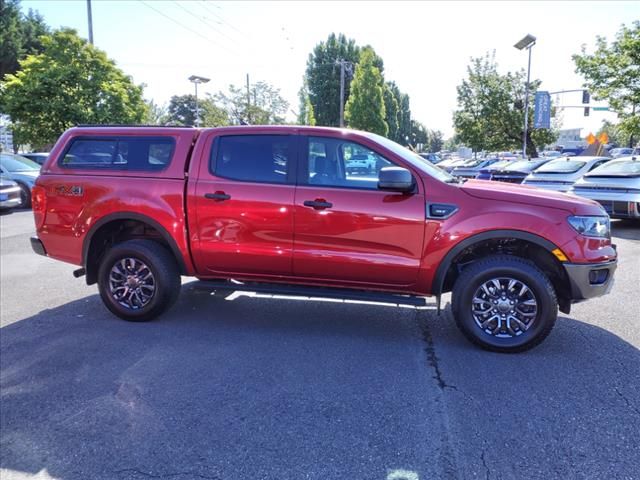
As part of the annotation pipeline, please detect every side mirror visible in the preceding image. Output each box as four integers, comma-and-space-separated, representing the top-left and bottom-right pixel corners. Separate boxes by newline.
378, 166, 414, 193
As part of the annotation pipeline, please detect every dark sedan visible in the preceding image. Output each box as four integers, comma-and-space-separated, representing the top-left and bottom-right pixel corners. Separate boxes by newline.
490, 158, 553, 184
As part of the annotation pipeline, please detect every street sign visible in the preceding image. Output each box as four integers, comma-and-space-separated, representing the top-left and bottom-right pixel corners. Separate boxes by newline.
592, 107, 610, 111
534, 91, 551, 129
598, 132, 609, 144
586, 133, 596, 145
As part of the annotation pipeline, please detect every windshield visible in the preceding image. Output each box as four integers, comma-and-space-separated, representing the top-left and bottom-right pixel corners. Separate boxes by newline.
361, 132, 455, 183
0, 153, 41, 172
586, 158, 640, 177
535, 158, 586, 174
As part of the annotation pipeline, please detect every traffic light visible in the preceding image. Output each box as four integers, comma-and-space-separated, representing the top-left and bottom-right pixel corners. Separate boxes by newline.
582, 90, 590, 104
584, 107, 590, 116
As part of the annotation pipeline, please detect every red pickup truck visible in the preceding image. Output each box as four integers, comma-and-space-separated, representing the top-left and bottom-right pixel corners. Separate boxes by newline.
30, 126, 617, 352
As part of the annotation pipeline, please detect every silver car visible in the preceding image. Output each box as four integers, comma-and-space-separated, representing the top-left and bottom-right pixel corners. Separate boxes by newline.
522, 156, 611, 192
570, 156, 640, 219
0, 176, 22, 211
0, 152, 41, 208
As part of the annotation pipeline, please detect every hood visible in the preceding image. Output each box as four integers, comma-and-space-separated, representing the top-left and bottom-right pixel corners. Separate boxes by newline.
8, 171, 39, 183
461, 179, 604, 215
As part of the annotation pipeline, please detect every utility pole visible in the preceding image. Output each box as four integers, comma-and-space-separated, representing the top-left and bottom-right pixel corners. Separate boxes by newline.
246, 74, 251, 124
86, 0, 94, 44
338, 59, 345, 127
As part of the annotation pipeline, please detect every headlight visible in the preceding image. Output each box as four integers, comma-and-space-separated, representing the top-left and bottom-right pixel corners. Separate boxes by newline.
567, 216, 610, 238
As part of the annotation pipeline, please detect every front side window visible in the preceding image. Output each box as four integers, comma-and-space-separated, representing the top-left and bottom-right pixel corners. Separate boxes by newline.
306, 136, 394, 190
212, 135, 292, 184
60, 137, 174, 171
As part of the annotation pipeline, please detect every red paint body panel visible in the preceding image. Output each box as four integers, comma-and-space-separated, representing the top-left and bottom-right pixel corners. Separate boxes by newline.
35, 125, 617, 298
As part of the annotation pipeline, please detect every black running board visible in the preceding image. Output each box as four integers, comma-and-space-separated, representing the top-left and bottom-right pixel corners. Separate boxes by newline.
191, 280, 432, 308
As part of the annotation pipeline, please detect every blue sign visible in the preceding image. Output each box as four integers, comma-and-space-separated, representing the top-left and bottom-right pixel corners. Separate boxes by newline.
534, 91, 551, 129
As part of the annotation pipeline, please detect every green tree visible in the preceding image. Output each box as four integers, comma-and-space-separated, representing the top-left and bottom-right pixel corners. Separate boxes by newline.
145, 99, 168, 125
167, 94, 197, 126
409, 120, 428, 149
166, 94, 228, 127
596, 119, 625, 147
305, 33, 361, 126
297, 81, 316, 126
453, 53, 557, 157
344, 47, 387, 136
573, 21, 640, 147
398, 90, 412, 145
216, 81, 288, 125
383, 83, 399, 141
0, 28, 147, 150
428, 129, 445, 152
1, 0, 50, 79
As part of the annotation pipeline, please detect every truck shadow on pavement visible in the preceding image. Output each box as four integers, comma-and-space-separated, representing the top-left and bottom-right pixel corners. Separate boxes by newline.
1, 287, 639, 480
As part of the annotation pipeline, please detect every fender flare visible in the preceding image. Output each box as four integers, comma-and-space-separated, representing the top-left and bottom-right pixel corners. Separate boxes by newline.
82, 211, 188, 276
432, 229, 561, 295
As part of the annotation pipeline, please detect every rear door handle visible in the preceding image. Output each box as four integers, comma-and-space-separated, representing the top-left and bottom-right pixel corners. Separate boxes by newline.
303, 199, 333, 209
205, 192, 231, 201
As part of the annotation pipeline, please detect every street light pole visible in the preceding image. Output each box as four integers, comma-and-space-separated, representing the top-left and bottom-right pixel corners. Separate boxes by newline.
86, 0, 94, 44
188, 75, 210, 127
514, 34, 536, 159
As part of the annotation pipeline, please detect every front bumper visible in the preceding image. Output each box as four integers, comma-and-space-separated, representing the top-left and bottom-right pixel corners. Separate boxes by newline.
563, 260, 617, 301
30, 236, 47, 256
0, 188, 21, 209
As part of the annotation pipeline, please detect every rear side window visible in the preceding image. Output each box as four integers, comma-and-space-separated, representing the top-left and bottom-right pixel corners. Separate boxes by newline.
60, 137, 175, 171
211, 135, 292, 184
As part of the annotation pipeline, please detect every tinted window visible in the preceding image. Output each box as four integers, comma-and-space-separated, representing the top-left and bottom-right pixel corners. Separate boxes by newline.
60, 137, 174, 171
212, 135, 291, 184
306, 136, 395, 190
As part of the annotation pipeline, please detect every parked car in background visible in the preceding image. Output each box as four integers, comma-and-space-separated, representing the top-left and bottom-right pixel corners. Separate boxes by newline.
418, 152, 442, 164
345, 153, 376, 174
610, 147, 634, 158
490, 158, 553, 184
0, 176, 22, 211
571, 156, 640, 219
451, 157, 501, 179
475, 159, 517, 180
0, 152, 41, 208
523, 156, 611, 192
540, 150, 563, 158
20, 152, 49, 165
435, 156, 468, 172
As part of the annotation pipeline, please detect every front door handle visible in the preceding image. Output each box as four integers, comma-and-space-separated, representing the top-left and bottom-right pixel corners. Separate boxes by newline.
303, 199, 333, 210
205, 192, 231, 201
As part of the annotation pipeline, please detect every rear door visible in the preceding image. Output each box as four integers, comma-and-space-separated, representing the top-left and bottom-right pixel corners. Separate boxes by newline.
191, 134, 297, 277
292, 135, 425, 287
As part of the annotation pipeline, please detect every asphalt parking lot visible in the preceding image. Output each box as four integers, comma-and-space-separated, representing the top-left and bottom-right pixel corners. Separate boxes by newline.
1, 209, 639, 480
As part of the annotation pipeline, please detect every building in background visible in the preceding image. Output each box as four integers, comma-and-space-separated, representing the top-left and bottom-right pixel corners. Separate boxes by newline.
546, 128, 586, 153
0, 116, 14, 153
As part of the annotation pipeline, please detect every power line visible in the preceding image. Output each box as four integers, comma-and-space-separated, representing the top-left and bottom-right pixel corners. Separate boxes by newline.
171, 1, 241, 49
138, 0, 235, 54
198, 0, 246, 36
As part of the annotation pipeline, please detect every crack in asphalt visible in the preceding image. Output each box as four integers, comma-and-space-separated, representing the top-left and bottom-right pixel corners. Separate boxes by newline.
480, 450, 491, 480
115, 468, 221, 479
419, 311, 456, 391
614, 387, 640, 417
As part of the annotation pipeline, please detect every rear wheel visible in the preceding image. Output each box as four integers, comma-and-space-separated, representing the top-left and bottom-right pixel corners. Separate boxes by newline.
451, 255, 557, 353
97, 239, 181, 322
18, 184, 31, 208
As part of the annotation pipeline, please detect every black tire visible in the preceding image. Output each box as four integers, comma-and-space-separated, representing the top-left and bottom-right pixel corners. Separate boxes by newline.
451, 255, 557, 353
97, 239, 181, 322
18, 184, 31, 208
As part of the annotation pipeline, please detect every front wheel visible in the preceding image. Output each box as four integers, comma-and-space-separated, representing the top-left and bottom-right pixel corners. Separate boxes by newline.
18, 184, 31, 208
97, 239, 181, 322
451, 255, 558, 353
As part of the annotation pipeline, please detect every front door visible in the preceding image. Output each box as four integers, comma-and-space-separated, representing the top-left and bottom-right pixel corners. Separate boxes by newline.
293, 135, 425, 288
192, 134, 297, 277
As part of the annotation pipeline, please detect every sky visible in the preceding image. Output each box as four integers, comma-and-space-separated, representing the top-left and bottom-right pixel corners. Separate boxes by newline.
20, 0, 640, 139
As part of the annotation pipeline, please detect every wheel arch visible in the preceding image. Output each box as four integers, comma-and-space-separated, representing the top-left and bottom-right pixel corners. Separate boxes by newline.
82, 212, 187, 285
432, 230, 570, 310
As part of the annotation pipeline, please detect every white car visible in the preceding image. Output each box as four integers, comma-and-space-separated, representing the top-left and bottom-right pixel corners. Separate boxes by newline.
570, 156, 640, 219
522, 156, 611, 192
